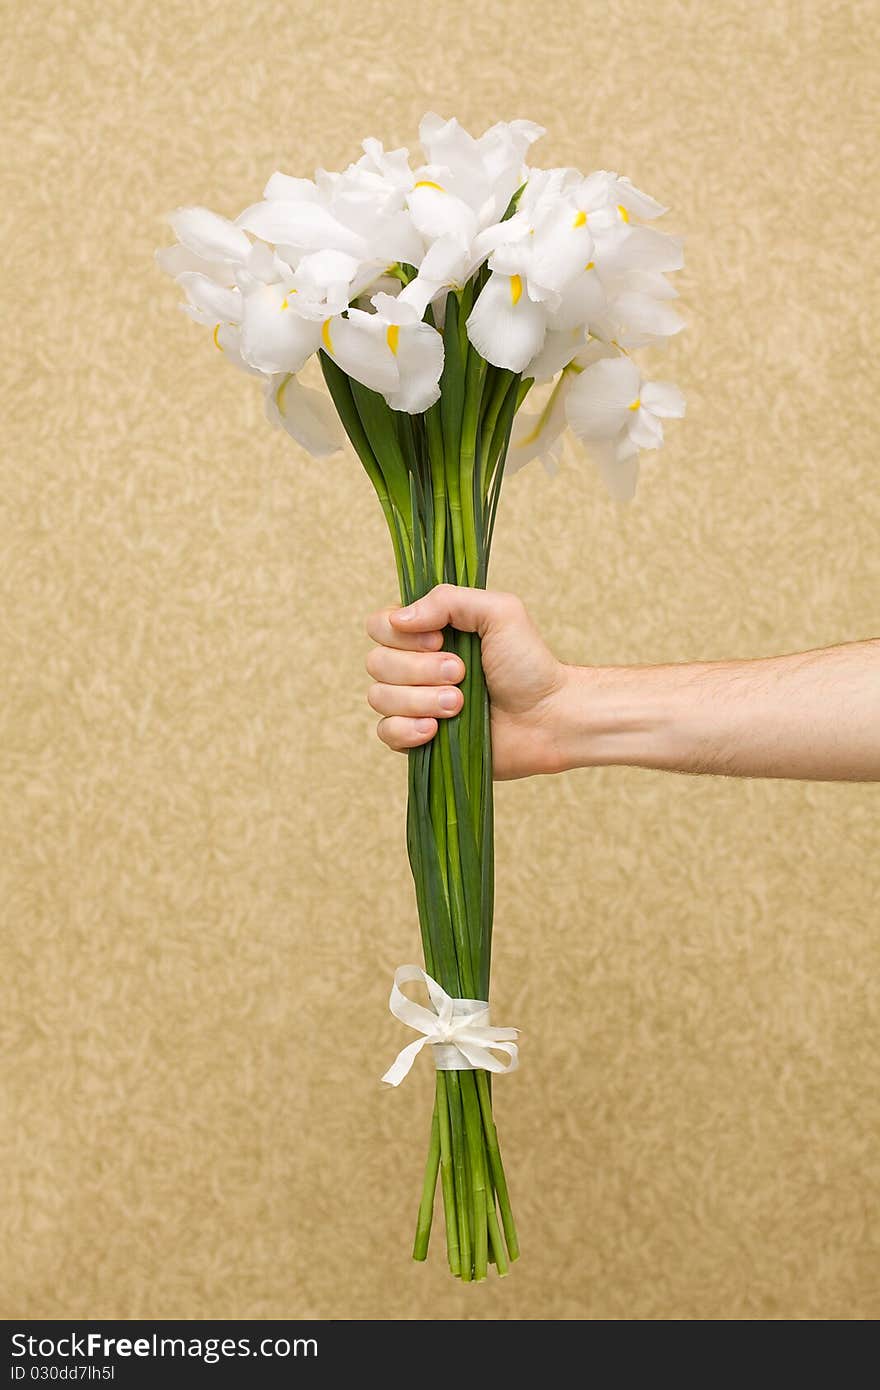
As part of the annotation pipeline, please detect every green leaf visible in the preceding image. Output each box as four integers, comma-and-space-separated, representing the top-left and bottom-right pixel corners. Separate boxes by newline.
350, 378, 412, 526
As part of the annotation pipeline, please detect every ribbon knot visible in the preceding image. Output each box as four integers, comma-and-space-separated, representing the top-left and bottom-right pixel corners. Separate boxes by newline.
381, 964, 519, 1087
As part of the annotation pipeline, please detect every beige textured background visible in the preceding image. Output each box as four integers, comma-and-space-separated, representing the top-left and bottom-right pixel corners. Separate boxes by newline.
2, 0, 878, 1322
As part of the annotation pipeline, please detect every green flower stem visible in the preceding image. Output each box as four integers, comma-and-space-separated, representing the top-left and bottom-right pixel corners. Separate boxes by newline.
460, 1070, 489, 1280
476, 1069, 519, 1261
428, 734, 449, 899
460, 348, 486, 585
425, 401, 446, 584
446, 1071, 472, 1280
412, 1107, 440, 1261
439, 296, 466, 584
479, 368, 515, 492
436, 1073, 460, 1275
485, 1165, 509, 1276
436, 718, 475, 999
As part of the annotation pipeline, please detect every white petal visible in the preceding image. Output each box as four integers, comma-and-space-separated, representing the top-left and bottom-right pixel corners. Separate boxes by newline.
613, 175, 668, 221
263, 171, 320, 202
627, 408, 664, 450
349, 262, 398, 302
618, 269, 679, 300
239, 283, 323, 374
385, 321, 444, 412
601, 225, 684, 275
370, 291, 420, 326
546, 267, 606, 331
358, 138, 414, 190
418, 114, 485, 190
565, 355, 640, 439
590, 439, 641, 501
214, 322, 267, 377
579, 171, 667, 222
577, 171, 619, 213
525, 326, 586, 382
244, 239, 293, 284
295, 248, 361, 287
507, 372, 571, 472
487, 241, 531, 277
265, 373, 344, 456
528, 212, 594, 293
155, 243, 237, 286
394, 275, 439, 318
476, 120, 544, 219
640, 380, 686, 418
609, 291, 685, 347
175, 271, 242, 324
374, 209, 428, 266
481, 117, 545, 162
178, 301, 215, 327
325, 310, 399, 394
167, 206, 252, 264
465, 272, 547, 372
418, 234, 471, 284
468, 212, 530, 272
407, 183, 478, 243
571, 336, 620, 370
235, 200, 368, 257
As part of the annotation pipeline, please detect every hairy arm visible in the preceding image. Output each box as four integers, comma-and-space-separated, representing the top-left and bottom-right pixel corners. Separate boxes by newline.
555, 640, 880, 781
365, 585, 880, 783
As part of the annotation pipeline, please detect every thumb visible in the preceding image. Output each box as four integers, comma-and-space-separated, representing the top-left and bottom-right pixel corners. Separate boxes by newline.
390, 583, 510, 638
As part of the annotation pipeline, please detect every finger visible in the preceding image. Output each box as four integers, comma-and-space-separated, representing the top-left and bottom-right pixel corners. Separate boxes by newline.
377, 715, 437, 751
389, 583, 521, 637
365, 645, 465, 686
367, 681, 464, 719
365, 605, 444, 651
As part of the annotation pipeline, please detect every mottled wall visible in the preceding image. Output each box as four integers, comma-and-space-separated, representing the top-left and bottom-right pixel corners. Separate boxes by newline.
2, 0, 878, 1321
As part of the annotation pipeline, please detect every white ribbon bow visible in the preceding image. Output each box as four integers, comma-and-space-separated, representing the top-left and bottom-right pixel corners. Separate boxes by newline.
381, 964, 519, 1087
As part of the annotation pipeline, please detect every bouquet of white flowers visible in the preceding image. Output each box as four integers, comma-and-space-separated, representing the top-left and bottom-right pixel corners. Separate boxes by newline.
157, 112, 685, 1280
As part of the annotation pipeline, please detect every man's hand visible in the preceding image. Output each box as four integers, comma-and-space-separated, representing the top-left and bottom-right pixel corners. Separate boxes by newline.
365, 584, 880, 784
364, 583, 567, 780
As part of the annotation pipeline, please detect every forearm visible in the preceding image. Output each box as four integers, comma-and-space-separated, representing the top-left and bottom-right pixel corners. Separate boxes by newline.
554, 640, 880, 781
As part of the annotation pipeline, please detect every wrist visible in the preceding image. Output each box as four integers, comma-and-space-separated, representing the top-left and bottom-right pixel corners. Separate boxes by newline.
549, 662, 681, 772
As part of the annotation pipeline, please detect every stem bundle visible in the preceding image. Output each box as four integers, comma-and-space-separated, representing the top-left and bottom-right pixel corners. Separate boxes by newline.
320, 281, 533, 1279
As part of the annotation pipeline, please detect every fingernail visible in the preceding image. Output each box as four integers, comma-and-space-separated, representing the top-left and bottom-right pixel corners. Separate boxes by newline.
415, 719, 435, 734
439, 688, 460, 711
441, 658, 460, 680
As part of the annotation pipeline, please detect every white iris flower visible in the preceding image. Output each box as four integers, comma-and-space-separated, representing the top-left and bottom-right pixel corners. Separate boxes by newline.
156, 112, 686, 492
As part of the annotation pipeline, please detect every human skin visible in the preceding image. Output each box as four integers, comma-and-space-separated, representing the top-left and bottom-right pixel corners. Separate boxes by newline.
364, 584, 880, 783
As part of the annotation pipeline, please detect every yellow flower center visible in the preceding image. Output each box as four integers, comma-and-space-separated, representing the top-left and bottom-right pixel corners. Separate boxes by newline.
628, 397, 641, 411
321, 319, 335, 354
572, 210, 587, 228
386, 323, 400, 355
414, 179, 445, 192
617, 203, 630, 222
584, 260, 595, 271
510, 273, 523, 306
280, 288, 297, 310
